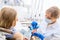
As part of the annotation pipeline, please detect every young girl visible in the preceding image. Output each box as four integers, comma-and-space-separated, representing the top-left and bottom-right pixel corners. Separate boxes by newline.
0, 7, 23, 40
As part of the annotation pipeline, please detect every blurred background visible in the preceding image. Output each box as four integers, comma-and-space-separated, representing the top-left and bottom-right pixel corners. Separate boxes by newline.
0, 0, 60, 27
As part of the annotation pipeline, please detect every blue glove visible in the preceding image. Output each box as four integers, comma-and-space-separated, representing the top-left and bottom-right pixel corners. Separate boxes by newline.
29, 21, 39, 30
29, 26, 33, 30
32, 32, 45, 40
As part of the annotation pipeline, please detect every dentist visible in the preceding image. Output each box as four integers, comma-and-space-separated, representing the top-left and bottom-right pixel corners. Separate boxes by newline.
44, 6, 60, 40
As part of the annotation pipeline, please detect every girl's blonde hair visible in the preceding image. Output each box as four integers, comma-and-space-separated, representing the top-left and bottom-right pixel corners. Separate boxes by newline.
0, 7, 17, 29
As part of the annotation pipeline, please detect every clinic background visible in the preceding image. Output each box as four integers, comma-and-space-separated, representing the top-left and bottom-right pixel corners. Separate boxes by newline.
0, 0, 60, 27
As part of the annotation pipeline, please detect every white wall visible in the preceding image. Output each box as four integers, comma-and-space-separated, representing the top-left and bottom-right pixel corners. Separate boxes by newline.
42, 0, 60, 18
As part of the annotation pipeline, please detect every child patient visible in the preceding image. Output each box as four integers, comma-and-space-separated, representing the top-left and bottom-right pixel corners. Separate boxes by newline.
0, 7, 23, 40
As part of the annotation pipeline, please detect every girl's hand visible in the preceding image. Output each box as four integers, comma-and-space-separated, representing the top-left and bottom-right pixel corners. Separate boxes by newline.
23, 38, 28, 40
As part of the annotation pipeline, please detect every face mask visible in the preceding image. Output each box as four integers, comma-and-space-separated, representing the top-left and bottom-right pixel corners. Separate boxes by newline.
45, 18, 52, 23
